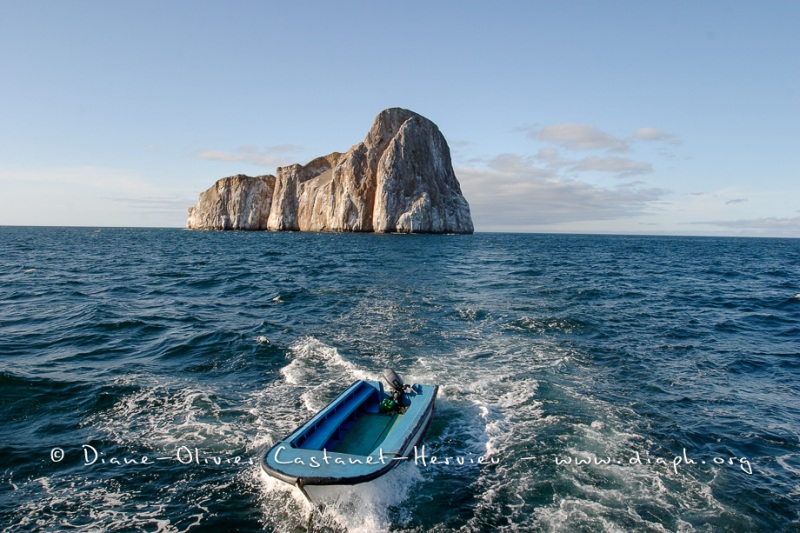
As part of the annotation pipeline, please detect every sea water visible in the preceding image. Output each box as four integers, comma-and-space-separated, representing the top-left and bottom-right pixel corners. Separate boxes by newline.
1, 227, 798, 532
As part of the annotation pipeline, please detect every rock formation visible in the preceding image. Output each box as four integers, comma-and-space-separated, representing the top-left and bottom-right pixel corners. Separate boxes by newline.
186, 174, 275, 230
187, 108, 474, 234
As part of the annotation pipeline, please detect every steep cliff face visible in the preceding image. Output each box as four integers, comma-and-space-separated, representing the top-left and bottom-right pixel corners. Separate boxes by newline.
267, 152, 342, 231
186, 174, 275, 230
274, 152, 344, 231
187, 108, 473, 234
372, 111, 473, 233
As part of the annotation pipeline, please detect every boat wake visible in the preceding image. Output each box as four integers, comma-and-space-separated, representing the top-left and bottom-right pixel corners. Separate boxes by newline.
358, 340, 753, 532
253, 460, 423, 533
280, 337, 374, 411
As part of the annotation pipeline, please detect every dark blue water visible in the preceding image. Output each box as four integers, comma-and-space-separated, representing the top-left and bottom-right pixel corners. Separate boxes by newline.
1, 227, 798, 532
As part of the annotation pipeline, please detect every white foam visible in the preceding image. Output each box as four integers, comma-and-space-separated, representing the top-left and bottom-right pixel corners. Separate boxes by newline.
243, 339, 367, 455
313, 462, 423, 532
776, 453, 800, 476
533, 497, 670, 533
252, 459, 422, 533
523, 399, 747, 531
8, 474, 187, 532
83, 375, 250, 453
7, 470, 18, 491
279, 337, 373, 412
389, 337, 754, 532
281, 337, 369, 384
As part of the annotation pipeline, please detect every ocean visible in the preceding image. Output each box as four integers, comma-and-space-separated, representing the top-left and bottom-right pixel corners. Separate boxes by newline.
1, 227, 798, 532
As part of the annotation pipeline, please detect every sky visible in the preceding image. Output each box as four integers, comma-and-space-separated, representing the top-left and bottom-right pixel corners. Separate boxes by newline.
1, 1, 798, 236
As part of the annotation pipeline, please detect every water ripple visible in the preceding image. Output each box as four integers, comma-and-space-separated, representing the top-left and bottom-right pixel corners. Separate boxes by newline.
1, 228, 799, 531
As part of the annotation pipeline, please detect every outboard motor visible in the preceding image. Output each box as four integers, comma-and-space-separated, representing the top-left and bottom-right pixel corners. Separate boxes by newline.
381, 369, 410, 413
383, 369, 405, 394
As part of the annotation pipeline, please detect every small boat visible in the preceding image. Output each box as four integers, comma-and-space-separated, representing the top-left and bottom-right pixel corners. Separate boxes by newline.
261, 370, 438, 503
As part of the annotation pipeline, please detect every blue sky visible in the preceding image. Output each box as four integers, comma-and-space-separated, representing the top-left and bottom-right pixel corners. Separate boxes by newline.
1, 1, 797, 235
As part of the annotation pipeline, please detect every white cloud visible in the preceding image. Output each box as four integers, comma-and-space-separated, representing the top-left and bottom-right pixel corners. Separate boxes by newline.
634, 127, 681, 145
0, 166, 156, 195
571, 155, 652, 177
192, 144, 301, 168
519, 123, 681, 154
475, 149, 652, 180
453, 120, 685, 230
725, 198, 748, 206
536, 147, 560, 160
691, 215, 800, 236
0, 166, 193, 227
109, 196, 195, 213
528, 124, 630, 151
456, 157, 667, 229
486, 153, 554, 178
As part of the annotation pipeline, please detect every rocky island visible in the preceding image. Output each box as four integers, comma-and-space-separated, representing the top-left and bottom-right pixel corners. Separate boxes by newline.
186, 108, 474, 234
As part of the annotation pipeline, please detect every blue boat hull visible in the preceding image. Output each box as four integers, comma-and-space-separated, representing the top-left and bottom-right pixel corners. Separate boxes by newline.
261, 378, 438, 499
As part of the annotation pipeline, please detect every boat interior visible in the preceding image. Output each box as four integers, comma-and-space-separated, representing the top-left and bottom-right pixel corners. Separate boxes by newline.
290, 382, 401, 456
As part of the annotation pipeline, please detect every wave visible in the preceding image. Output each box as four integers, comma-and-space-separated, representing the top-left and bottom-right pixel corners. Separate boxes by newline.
363, 344, 756, 532
3, 229, 799, 530
5, 475, 181, 532
506, 315, 596, 336
82, 375, 254, 453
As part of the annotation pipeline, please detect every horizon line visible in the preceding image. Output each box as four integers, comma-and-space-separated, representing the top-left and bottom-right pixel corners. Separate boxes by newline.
0, 224, 797, 240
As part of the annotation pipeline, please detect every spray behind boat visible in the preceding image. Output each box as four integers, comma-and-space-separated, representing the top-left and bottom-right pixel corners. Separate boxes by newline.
381, 369, 411, 414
